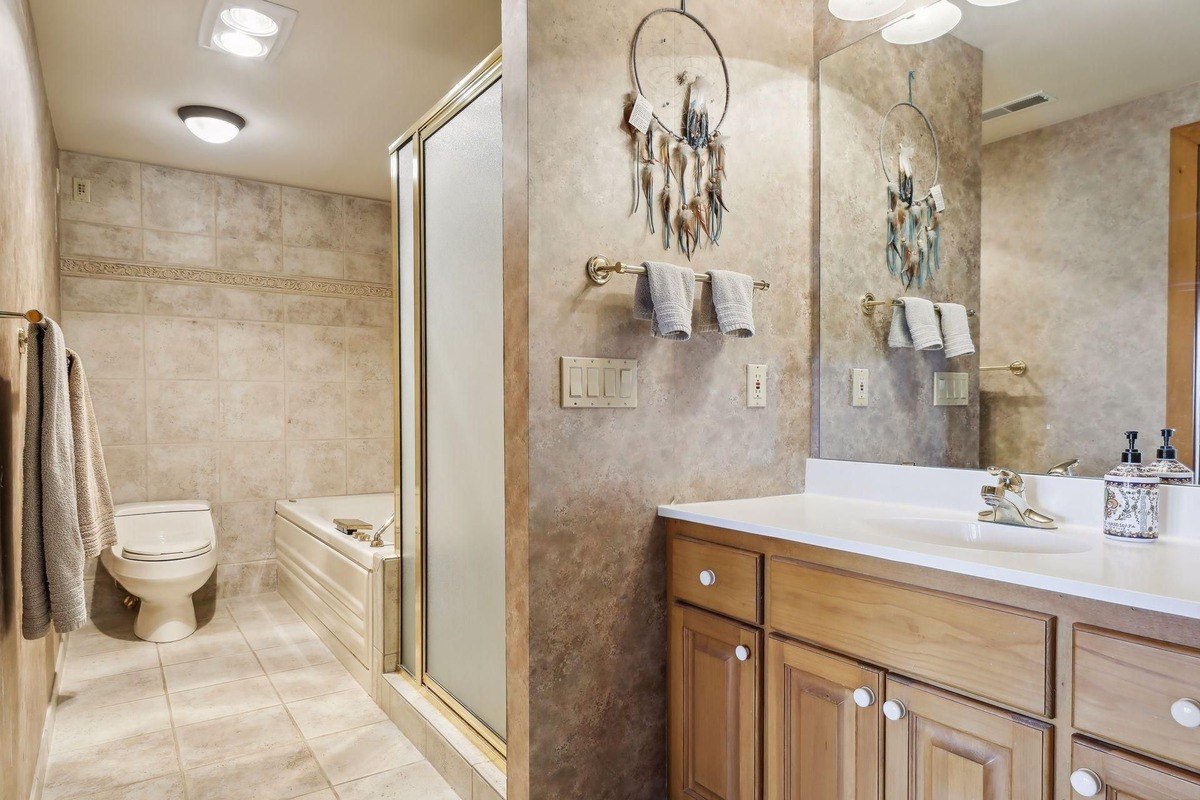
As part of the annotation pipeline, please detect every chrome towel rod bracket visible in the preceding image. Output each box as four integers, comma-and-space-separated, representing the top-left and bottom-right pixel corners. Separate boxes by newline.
586, 255, 770, 290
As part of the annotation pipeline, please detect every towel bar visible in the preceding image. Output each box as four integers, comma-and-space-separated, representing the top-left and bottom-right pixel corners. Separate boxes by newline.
981, 360, 1027, 376
587, 256, 770, 290
3, 309, 42, 354
860, 292, 975, 317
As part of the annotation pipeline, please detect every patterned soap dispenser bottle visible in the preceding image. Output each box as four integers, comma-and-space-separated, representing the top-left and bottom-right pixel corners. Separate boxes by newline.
1148, 428, 1194, 486
1103, 431, 1160, 542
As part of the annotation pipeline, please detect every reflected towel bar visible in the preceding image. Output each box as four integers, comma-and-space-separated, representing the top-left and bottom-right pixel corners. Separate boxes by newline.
981, 360, 1028, 376
4, 309, 44, 353
860, 292, 975, 317
587, 255, 770, 290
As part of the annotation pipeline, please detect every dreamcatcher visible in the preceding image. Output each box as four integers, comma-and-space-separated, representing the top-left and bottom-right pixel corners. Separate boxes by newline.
881, 72, 943, 289
626, 4, 730, 259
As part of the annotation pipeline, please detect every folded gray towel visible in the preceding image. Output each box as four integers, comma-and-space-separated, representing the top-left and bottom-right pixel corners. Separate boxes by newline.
888, 297, 942, 351
694, 282, 720, 334
707, 270, 755, 338
67, 349, 116, 559
936, 303, 975, 358
22, 319, 88, 639
633, 261, 695, 340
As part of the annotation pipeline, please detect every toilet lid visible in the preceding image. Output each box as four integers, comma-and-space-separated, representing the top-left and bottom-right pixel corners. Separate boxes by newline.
121, 529, 212, 562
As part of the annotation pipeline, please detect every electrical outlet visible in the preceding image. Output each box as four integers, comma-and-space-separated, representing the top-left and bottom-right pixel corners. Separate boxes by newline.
851, 368, 869, 407
747, 364, 767, 407
72, 177, 91, 203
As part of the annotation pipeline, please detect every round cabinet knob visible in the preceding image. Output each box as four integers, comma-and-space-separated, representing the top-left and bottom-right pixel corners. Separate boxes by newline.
1171, 698, 1200, 729
1070, 768, 1104, 798
882, 699, 907, 721
852, 687, 876, 708
734, 645, 751, 662
698, 569, 717, 587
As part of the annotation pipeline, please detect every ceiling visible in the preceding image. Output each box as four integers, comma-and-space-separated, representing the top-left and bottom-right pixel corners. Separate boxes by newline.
953, 0, 1200, 144
30, 0, 500, 199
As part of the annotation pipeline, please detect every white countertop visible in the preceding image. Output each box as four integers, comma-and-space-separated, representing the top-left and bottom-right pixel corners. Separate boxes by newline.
658, 491, 1200, 620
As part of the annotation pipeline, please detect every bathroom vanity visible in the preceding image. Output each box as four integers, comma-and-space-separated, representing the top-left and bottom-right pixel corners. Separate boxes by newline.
661, 462, 1200, 800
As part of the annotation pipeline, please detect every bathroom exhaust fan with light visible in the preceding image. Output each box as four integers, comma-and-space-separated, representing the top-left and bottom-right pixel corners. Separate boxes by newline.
982, 90, 1056, 122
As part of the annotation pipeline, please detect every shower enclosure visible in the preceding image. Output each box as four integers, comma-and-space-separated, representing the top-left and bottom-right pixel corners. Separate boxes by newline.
390, 49, 506, 752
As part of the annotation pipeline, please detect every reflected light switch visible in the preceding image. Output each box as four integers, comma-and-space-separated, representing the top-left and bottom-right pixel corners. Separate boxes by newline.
560, 356, 637, 408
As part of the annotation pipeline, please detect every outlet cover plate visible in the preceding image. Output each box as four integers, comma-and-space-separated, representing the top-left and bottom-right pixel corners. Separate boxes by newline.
561, 356, 637, 408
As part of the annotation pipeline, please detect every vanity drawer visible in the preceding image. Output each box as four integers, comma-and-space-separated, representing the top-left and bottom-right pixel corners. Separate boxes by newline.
768, 559, 1053, 716
671, 536, 762, 625
1073, 626, 1200, 771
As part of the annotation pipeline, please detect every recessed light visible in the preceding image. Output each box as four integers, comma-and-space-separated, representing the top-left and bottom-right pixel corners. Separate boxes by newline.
214, 30, 267, 58
220, 7, 279, 36
882, 0, 963, 44
828, 0, 905, 21
178, 106, 246, 144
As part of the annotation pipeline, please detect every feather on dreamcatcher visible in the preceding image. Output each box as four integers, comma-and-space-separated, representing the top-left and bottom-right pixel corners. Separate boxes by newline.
627, 5, 731, 259
881, 72, 943, 290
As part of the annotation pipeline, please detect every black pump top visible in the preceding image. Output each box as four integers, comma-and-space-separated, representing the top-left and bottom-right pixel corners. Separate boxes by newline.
1122, 430, 1142, 464
1159, 428, 1178, 460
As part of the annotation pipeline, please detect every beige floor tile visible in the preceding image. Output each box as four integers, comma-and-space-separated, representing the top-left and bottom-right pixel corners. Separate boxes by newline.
255, 638, 336, 674
55, 666, 164, 711
286, 688, 387, 739
163, 650, 264, 693
332, 760, 457, 800
239, 618, 319, 651
157, 617, 251, 666
184, 742, 329, 800
43, 730, 178, 800
52, 694, 172, 754
61, 645, 160, 688
176, 705, 302, 769
295, 791, 337, 800
267, 660, 359, 703
67, 624, 153, 658
169, 675, 280, 726
308, 720, 422, 785
79, 772, 186, 800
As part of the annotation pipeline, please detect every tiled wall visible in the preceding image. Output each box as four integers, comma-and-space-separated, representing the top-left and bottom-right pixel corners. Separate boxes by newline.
56, 152, 395, 610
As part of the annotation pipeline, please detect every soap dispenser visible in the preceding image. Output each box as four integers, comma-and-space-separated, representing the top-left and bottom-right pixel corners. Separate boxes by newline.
1148, 428, 1194, 486
1103, 431, 1160, 542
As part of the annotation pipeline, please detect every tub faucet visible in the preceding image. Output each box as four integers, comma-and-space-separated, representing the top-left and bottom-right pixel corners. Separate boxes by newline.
1047, 458, 1079, 477
371, 514, 395, 548
978, 466, 1057, 529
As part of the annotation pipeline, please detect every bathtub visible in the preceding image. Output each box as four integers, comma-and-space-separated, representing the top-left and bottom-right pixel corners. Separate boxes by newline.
274, 494, 399, 697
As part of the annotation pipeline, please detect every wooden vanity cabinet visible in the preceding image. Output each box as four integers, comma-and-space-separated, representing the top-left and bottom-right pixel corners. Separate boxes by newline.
1071, 738, 1200, 799
669, 601, 762, 800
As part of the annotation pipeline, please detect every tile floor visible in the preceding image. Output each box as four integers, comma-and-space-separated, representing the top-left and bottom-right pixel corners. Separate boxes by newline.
44, 592, 459, 800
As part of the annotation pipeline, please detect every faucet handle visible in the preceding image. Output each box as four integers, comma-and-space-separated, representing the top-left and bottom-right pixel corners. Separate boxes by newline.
986, 466, 1024, 493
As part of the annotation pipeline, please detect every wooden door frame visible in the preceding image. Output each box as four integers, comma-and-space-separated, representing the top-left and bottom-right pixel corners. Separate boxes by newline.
1167, 120, 1200, 467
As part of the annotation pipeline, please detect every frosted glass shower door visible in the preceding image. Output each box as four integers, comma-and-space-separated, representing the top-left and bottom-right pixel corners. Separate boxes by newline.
421, 78, 506, 739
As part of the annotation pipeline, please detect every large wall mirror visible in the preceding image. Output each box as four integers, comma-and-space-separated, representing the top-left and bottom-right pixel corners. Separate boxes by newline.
818, 0, 1200, 481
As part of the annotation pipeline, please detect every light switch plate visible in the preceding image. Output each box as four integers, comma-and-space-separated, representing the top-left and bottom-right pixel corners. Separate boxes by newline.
851, 368, 869, 407
747, 364, 767, 408
933, 372, 969, 406
561, 356, 637, 408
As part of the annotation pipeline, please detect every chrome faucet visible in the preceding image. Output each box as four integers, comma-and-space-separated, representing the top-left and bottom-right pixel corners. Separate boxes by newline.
1047, 458, 1079, 477
978, 466, 1057, 529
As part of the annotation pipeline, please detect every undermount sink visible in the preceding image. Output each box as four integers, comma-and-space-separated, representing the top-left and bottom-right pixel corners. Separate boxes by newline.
874, 517, 1092, 555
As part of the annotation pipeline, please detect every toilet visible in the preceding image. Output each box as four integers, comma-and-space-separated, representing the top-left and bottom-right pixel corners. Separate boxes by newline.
100, 501, 218, 643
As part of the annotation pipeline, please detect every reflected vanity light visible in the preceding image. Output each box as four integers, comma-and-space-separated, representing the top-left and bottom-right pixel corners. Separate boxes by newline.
828, 0, 904, 22
882, 0, 963, 44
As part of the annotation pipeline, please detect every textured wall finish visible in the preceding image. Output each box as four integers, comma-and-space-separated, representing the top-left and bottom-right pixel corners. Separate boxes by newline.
819, 33, 983, 468
506, 1, 815, 796
0, 0, 60, 797
980, 82, 1200, 477
55, 153, 395, 613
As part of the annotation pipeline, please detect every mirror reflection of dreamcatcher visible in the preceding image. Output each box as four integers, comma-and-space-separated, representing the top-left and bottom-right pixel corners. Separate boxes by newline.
881, 71, 942, 289
627, 4, 731, 258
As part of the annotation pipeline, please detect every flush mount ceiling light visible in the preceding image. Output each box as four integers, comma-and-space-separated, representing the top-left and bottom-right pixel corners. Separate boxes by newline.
882, 0, 963, 44
178, 105, 246, 144
828, 0, 905, 21
199, 0, 297, 62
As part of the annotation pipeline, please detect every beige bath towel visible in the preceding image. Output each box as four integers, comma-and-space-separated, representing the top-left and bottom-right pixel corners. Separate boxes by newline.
67, 349, 116, 558
22, 319, 88, 639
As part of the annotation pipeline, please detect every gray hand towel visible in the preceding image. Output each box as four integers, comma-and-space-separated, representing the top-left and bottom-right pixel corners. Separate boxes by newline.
936, 303, 975, 358
694, 282, 720, 334
888, 297, 942, 351
67, 349, 116, 559
707, 270, 755, 338
22, 319, 88, 639
633, 261, 695, 340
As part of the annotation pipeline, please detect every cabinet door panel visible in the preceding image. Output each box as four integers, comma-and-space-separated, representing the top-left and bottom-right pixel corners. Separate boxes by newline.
883, 677, 1051, 800
670, 603, 761, 800
766, 636, 883, 800
1072, 738, 1200, 800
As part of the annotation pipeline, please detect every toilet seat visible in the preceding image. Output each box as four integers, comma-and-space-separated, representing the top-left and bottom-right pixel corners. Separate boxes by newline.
121, 538, 212, 562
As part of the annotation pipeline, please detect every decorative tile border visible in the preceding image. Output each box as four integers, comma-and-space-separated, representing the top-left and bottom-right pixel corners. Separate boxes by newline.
61, 258, 394, 299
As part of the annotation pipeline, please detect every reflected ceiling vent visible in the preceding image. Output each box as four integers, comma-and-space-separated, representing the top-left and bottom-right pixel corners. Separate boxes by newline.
982, 91, 1056, 122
